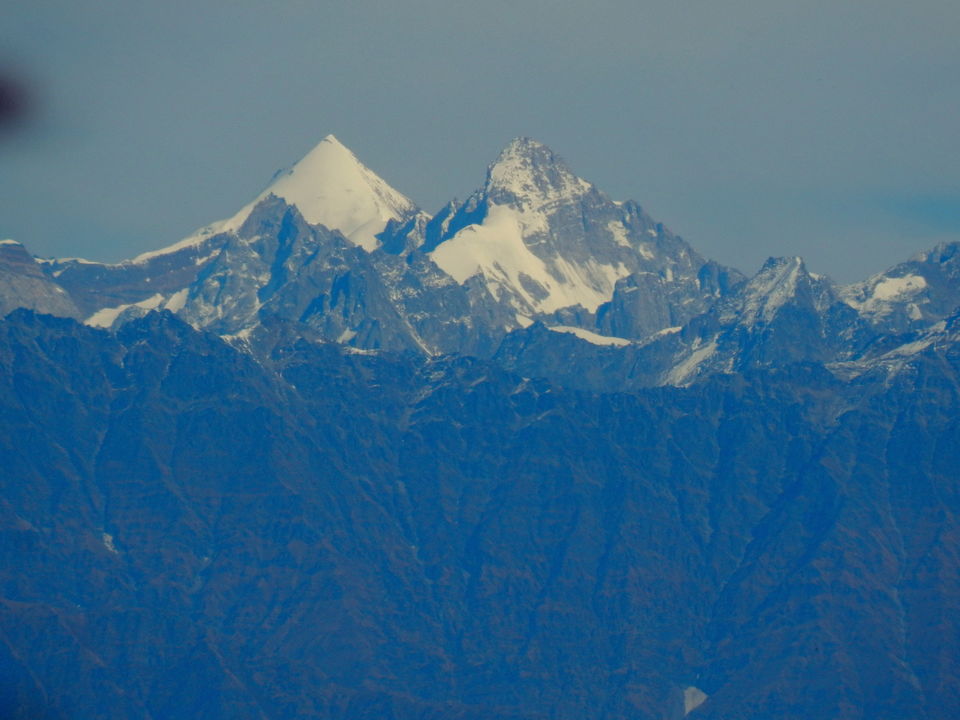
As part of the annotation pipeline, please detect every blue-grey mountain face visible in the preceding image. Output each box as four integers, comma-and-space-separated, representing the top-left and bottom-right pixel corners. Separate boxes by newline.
2, 136, 960, 719
0, 240, 79, 319
1, 310, 959, 720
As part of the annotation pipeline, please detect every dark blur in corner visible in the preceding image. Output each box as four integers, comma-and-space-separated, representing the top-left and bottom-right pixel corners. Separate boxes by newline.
0, 69, 31, 138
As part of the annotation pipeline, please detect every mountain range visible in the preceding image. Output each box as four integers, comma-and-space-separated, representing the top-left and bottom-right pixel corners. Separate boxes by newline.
1, 135, 959, 719
5, 134, 960, 384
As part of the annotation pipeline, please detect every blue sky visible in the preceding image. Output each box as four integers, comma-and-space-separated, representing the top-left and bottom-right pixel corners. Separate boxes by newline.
1, 0, 958, 282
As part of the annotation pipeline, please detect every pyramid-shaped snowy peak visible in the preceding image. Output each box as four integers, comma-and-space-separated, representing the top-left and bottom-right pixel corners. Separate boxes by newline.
225, 134, 418, 251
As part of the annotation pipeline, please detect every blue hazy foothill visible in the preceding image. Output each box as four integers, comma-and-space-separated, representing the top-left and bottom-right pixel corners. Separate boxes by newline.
0, 307, 957, 719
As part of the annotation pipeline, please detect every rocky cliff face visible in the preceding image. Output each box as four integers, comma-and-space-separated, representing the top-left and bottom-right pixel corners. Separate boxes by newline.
0, 240, 80, 319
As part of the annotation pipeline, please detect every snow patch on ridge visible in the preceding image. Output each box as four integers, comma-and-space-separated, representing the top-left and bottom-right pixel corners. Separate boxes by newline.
132, 224, 226, 264
164, 288, 189, 312
607, 221, 632, 248
646, 326, 682, 341
872, 274, 927, 300
85, 293, 166, 328
102, 533, 119, 554
843, 273, 928, 318
684, 686, 708, 715
548, 325, 631, 346
664, 339, 718, 386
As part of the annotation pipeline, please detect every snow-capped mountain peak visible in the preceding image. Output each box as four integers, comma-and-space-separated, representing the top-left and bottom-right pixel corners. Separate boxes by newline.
224, 134, 418, 251
427, 138, 634, 316
737, 256, 808, 325
46, 134, 737, 357
484, 137, 592, 210
427, 138, 724, 324
132, 135, 420, 263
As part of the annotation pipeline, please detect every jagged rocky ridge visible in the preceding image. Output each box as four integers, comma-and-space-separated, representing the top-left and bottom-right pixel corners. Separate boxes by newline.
8, 135, 960, 390
21, 135, 743, 362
